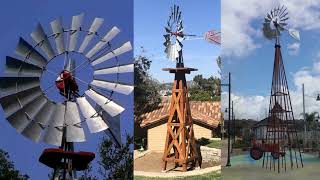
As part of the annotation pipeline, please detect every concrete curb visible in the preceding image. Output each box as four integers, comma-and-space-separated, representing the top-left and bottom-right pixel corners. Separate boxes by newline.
134, 150, 152, 160
134, 165, 221, 178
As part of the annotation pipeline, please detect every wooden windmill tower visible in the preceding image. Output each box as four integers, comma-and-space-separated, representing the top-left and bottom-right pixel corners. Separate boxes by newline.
162, 5, 201, 172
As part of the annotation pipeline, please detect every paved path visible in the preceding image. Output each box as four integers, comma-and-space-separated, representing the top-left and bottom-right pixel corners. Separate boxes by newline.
222, 163, 320, 180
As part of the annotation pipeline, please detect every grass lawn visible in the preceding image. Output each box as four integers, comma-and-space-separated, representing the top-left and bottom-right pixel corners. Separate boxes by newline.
134, 171, 221, 180
198, 138, 221, 149
206, 140, 221, 149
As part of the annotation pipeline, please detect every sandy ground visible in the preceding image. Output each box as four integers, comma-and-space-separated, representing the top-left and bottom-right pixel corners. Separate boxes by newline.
134, 152, 216, 172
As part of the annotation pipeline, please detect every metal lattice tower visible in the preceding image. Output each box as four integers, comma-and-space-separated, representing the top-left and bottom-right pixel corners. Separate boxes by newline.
261, 6, 303, 172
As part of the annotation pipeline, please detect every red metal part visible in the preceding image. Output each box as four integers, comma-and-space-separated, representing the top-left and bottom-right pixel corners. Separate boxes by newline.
55, 70, 79, 98
252, 140, 280, 153
39, 148, 95, 171
250, 139, 285, 160
171, 32, 183, 37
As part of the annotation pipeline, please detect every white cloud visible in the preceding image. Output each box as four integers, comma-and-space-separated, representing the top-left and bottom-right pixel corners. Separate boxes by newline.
223, 61, 320, 120
222, 0, 273, 57
222, 0, 320, 58
287, 42, 300, 55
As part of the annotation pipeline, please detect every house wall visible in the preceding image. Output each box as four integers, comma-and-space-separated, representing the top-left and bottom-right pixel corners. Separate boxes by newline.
147, 123, 213, 152
194, 124, 213, 139
147, 123, 166, 152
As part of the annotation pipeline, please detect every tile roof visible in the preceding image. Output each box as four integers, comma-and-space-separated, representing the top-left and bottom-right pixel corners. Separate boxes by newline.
139, 97, 221, 128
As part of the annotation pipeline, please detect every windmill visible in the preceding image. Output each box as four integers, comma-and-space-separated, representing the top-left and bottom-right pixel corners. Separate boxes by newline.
163, 8, 220, 66
162, 5, 201, 172
249, 5, 303, 172
0, 13, 133, 179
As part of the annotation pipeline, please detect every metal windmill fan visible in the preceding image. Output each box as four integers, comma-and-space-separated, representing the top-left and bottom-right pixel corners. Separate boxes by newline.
163, 5, 184, 65
0, 13, 133, 178
163, 5, 221, 67
263, 5, 300, 42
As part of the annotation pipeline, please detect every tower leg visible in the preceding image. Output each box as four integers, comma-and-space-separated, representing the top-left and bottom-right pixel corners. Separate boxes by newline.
162, 161, 168, 172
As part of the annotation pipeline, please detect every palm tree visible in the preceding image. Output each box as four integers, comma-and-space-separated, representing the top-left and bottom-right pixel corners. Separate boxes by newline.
303, 112, 319, 151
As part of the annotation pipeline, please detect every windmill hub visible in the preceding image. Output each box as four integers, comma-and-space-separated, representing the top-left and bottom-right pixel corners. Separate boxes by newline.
55, 70, 79, 100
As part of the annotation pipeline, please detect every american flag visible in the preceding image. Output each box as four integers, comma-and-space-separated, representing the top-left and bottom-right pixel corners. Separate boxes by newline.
204, 30, 221, 45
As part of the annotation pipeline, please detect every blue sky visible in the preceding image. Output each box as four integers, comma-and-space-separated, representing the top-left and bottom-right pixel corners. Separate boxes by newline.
222, 0, 320, 120
134, 0, 221, 83
0, 0, 133, 179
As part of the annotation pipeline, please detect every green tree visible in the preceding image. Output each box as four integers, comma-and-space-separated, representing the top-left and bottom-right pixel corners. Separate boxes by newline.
134, 54, 161, 120
189, 75, 221, 101
134, 51, 162, 150
98, 135, 133, 180
0, 149, 29, 180
304, 112, 318, 131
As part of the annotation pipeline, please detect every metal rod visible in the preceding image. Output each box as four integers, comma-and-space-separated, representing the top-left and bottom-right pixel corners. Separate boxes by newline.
232, 101, 235, 152
226, 72, 231, 166
302, 83, 306, 149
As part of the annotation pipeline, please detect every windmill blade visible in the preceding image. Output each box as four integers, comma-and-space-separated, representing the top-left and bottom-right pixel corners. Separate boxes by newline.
42, 103, 65, 146
7, 95, 47, 133
176, 6, 179, 21
99, 111, 121, 145
86, 26, 121, 58
177, 11, 182, 22
31, 23, 55, 59
279, 23, 287, 27
91, 79, 133, 95
176, 35, 184, 42
0, 77, 39, 97
281, 17, 289, 22
94, 64, 134, 75
68, 13, 84, 52
279, 7, 287, 18
21, 101, 56, 142
173, 5, 176, 21
166, 44, 179, 60
279, 5, 285, 17
280, 12, 289, 20
65, 101, 85, 142
91, 41, 132, 66
5, 56, 42, 77
85, 89, 124, 117
165, 27, 171, 33
264, 17, 271, 23
274, 6, 279, 16
77, 97, 108, 133
0, 87, 42, 117
164, 34, 170, 40
263, 22, 275, 40
266, 13, 271, 20
288, 29, 300, 41
50, 18, 65, 54
78, 18, 104, 53
15, 37, 47, 68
